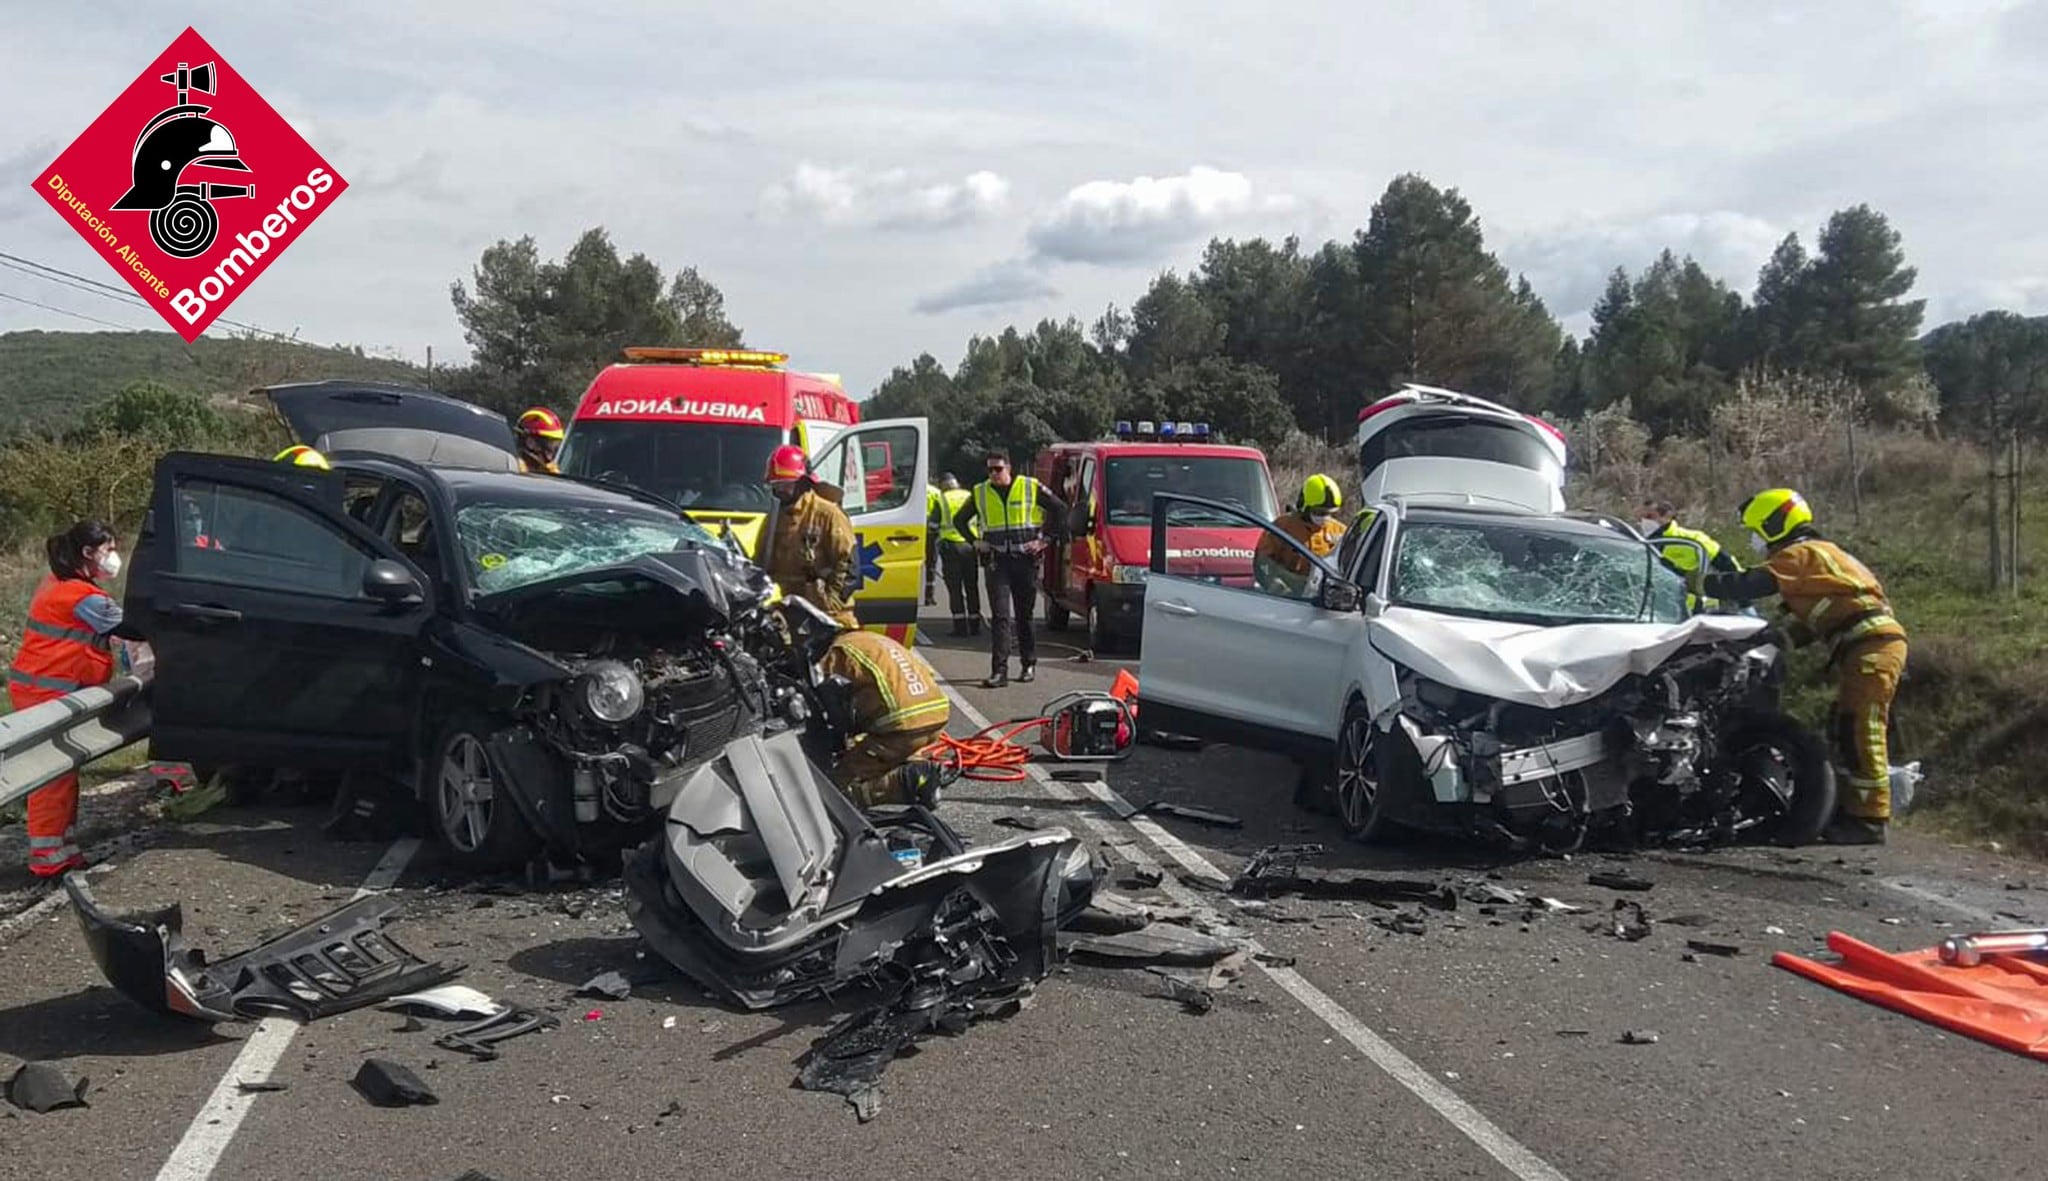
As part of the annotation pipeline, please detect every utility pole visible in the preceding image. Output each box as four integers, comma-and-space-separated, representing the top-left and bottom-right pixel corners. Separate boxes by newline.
1989, 432, 2004, 591
1845, 412, 1863, 527
426, 345, 434, 390
2011, 426, 2023, 598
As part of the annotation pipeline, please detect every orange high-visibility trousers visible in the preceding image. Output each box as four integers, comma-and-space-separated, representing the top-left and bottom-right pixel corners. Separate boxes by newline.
1834, 637, 1907, 821
8, 683, 82, 876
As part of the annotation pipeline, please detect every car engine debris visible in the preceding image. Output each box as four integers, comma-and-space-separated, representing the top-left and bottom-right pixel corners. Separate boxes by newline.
1231, 845, 1458, 908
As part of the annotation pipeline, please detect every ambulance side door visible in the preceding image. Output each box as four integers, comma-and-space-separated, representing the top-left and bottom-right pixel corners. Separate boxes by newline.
811, 418, 930, 641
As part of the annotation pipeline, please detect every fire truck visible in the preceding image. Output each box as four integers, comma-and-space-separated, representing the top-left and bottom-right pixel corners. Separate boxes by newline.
1035, 420, 1278, 654
559, 347, 931, 643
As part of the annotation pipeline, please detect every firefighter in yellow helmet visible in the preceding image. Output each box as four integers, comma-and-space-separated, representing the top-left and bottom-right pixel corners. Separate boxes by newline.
1637, 498, 1741, 611
815, 625, 952, 809
275, 444, 330, 470
515, 407, 565, 474
1700, 488, 1908, 845
1255, 474, 1347, 595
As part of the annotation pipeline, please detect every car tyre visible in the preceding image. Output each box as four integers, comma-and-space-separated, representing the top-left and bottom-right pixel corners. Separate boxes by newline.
1087, 586, 1117, 655
1336, 697, 1406, 843
1726, 712, 1836, 847
1293, 760, 1335, 815
425, 714, 540, 873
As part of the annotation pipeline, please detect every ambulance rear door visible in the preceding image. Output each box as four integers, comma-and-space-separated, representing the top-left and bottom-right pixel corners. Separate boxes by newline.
810, 418, 930, 643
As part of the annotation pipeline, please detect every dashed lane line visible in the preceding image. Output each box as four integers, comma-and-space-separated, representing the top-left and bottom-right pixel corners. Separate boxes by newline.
924, 650, 1571, 1181
155, 837, 420, 1181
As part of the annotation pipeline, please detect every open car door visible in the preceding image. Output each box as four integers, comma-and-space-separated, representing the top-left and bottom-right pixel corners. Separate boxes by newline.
125, 452, 437, 771
266, 381, 520, 471
1138, 493, 1361, 754
810, 418, 930, 644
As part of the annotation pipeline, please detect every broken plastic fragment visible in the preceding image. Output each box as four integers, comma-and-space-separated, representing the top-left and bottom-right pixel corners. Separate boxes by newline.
1619, 1030, 1661, 1045
1686, 940, 1742, 958
1588, 871, 1654, 893
386, 985, 504, 1019
576, 971, 633, 1001
1063, 922, 1241, 967
6, 1063, 89, 1113
352, 1059, 438, 1107
436, 1008, 559, 1061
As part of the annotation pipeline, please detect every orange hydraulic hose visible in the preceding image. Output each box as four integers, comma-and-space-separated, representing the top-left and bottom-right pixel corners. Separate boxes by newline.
919, 717, 1052, 783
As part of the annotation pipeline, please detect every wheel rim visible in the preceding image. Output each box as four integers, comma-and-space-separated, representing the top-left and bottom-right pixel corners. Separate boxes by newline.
437, 733, 493, 853
1336, 713, 1378, 830
1733, 739, 1797, 818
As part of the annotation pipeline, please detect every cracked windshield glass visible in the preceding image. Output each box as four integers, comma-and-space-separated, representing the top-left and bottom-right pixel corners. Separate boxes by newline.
456, 503, 717, 595
1391, 519, 1686, 624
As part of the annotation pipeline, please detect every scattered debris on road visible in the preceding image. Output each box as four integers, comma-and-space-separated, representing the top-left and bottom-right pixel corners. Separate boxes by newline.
796, 988, 1031, 1122
352, 1059, 439, 1107
1232, 845, 1456, 908
436, 1008, 559, 1061
6, 1063, 89, 1113
235, 1080, 290, 1094
1111, 798, 1243, 827
1610, 900, 1654, 942
386, 986, 503, 1019
575, 971, 634, 1001
1619, 1030, 1661, 1045
64, 874, 460, 1024
1065, 921, 1241, 967
1686, 940, 1743, 958
1588, 870, 1655, 892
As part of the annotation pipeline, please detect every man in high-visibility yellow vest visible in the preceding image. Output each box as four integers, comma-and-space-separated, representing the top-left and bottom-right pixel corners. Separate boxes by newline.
817, 627, 951, 808
1637, 499, 1740, 611
954, 450, 1068, 688
929, 473, 983, 637
924, 484, 941, 607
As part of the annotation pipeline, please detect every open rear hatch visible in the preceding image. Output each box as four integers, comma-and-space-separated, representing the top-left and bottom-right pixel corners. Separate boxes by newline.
265, 381, 521, 471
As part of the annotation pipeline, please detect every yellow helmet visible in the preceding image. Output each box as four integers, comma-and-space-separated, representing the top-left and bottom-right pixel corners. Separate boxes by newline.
1739, 487, 1812, 544
275, 444, 330, 471
1301, 473, 1342, 513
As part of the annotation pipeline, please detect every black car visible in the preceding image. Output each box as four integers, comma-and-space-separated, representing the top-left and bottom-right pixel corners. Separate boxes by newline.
128, 444, 778, 871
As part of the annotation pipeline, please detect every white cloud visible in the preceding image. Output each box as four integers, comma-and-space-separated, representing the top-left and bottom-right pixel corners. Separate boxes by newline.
1500, 210, 1789, 323
761, 162, 1008, 230
913, 259, 1057, 314
1024, 166, 1289, 265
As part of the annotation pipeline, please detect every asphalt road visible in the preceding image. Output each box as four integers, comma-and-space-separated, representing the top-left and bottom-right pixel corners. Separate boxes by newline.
3, 607, 2046, 1181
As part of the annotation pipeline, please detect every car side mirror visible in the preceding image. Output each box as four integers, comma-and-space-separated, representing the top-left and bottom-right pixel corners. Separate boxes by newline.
363, 559, 424, 606
1318, 578, 1362, 613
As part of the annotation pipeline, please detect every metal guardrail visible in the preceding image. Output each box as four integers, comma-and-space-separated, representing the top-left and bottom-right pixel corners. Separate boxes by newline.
0, 672, 152, 811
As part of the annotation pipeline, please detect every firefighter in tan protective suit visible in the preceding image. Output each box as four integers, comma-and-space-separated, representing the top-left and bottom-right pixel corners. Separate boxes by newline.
1700, 488, 1908, 846
816, 628, 951, 808
764, 444, 860, 630
1255, 474, 1347, 595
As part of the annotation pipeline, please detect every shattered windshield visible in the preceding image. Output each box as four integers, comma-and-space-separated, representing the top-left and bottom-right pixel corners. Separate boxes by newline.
1390, 519, 1687, 624
556, 421, 783, 513
1105, 457, 1276, 525
455, 502, 717, 596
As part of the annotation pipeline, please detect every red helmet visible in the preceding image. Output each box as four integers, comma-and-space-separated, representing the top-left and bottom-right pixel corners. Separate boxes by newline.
517, 407, 566, 441
765, 444, 811, 482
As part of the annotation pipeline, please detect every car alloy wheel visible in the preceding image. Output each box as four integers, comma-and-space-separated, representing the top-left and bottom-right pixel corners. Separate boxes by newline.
438, 732, 495, 854
1336, 710, 1380, 835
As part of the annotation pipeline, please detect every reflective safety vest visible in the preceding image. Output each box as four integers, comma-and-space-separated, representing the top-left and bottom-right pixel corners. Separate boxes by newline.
973, 476, 1043, 554
10, 575, 115, 697
936, 488, 976, 543
1653, 521, 1731, 610
819, 630, 951, 734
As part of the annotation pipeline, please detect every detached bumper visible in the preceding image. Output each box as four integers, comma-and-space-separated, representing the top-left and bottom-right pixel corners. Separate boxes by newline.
1397, 716, 1615, 805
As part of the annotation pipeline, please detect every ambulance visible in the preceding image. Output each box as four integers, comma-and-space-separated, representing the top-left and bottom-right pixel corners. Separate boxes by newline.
559, 347, 931, 642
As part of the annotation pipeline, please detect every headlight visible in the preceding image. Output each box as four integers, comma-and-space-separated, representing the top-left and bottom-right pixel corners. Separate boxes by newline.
1112, 564, 1148, 585
579, 660, 644, 723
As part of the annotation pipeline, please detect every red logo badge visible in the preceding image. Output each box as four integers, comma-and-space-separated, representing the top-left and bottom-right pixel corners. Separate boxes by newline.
30, 27, 347, 341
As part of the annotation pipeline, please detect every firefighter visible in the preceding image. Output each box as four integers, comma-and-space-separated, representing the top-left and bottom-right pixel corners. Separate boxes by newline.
1699, 488, 1907, 846
930, 473, 983, 637
1255, 474, 1347, 595
275, 444, 330, 469
816, 627, 951, 809
764, 444, 860, 629
955, 450, 1068, 688
515, 407, 565, 474
1638, 498, 1740, 610
9, 521, 137, 878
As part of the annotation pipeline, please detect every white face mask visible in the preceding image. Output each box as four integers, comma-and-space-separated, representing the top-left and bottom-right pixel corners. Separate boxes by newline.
1637, 518, 1662, 536
95, 549, 122, 578
1749, 534, 1769, 556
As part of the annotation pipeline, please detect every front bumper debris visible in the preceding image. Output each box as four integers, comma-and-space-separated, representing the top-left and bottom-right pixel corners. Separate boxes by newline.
63, 875, 461, 1023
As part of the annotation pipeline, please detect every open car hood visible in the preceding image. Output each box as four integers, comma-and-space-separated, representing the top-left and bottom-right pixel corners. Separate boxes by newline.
266, 381, 520, 471
474, 548, 772, 634
1370, 606, 1768, 710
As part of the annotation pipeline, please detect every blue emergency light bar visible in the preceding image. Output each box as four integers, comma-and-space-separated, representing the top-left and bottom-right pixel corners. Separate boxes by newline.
1108, 418, 1215, 442
1114, 420, 1134, 439
1158, 421, 1176, 439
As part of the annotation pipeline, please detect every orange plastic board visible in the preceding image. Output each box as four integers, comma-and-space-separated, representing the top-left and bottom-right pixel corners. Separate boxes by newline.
1774, 931, 2048, 1061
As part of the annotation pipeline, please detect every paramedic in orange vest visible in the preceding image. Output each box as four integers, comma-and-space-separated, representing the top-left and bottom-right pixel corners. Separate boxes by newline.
516, 407, 565, 474
9, 521, 135, 877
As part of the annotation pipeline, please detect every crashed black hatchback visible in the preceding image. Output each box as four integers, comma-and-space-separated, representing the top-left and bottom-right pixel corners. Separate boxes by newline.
127, 423, 778, 870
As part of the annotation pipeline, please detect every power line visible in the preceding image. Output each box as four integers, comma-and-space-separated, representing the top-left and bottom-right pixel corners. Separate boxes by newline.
0, 248, 287, 340
0, 288, 152, 332
0, 256, 149, 311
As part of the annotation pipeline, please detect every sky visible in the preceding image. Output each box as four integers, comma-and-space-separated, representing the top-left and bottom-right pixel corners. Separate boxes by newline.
4, 0, 2046, 399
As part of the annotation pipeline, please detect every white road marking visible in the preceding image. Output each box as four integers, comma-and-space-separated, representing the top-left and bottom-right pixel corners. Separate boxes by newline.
925, 650, 1570, 1181
1881, 877, 2041, 928
155, 837, 420, 1181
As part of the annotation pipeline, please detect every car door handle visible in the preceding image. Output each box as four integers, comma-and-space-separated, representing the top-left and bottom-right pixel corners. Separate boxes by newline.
886, 532, 921, 543
168, 603, 242, 622
1156, 600, 1199, 617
